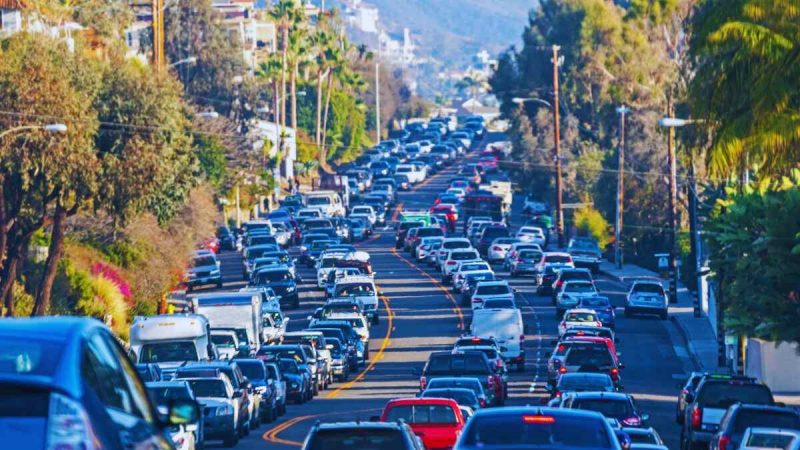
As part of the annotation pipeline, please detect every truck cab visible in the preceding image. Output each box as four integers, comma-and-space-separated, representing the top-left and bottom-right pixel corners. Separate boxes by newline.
129, 314, 215, 378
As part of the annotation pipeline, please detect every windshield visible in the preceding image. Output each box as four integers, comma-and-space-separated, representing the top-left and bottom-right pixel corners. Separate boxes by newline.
476, 285, 511, 296
573, 399, 633, 419
193, 256, 216, 267
307, 197, 331, 206
483, 227, 510, 239
746, 432, 798, 449
237, 362, 266, 381
385, 404, 458, 424
186, 379, 227, 398
277, 359, 300, 374
558, 375, 613, 391
733, 410, 800, 433
336, 283, 375, 296
147, 386, 191, 403
254, 271, 292, 283
0, 337, 63, 376
461, 263, 490, 272
467, 273, 494, 283
211, 335, 236, 348
299, 210, 320, 217
696, 382, 774, 408
461, 414, 613, 448
566, 312, 598, 322
519, 251, 542, 259
565, 348, 613, 367
311, 241, 332, 251
307, 429, 405, 450
422, 389, 477, 406
139, 342, 198, 363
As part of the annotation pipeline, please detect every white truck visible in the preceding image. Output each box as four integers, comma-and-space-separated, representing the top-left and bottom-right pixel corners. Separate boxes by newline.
129, 314, 215, 378
303, 190, 345, 217
471, 308, 527, 372
190, 292, 263, 352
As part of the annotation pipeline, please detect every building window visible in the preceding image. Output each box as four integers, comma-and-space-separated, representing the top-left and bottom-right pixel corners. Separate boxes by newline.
1, 9, 22, 33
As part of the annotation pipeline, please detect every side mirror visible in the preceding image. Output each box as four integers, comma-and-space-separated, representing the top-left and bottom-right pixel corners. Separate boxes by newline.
326, 344, 333, 350
166, 399, 199, 426
232, 390, 244, 399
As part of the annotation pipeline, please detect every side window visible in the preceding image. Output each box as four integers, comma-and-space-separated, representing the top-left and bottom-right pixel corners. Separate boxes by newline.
82, 333, 147, 420
107, 334, 155, 424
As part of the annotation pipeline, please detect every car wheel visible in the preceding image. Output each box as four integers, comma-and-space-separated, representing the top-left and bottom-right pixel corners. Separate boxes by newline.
660, 311, 669, 320
223, 431, 239, 448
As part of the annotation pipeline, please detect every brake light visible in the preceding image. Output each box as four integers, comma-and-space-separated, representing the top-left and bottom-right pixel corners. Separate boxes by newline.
610, 367, 619, 378
558, 366, 567, 374
520, 334, 525, 341
46, 393, 97, 450
420, 376, 427, 391
523, 415, 555, 424
557, 344, 566, 352
718, 435, 731, 450
493, 246, 502, 251
621, 416, 642, 426
556, 280, 564, 288
471, 337, 482, 342
691, 406, 702, 429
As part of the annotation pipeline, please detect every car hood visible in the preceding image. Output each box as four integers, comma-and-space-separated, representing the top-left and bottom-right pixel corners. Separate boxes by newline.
197, 397, 233, 408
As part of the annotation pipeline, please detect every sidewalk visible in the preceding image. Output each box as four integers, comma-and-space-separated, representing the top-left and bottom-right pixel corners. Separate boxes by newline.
599, 261, 720, 373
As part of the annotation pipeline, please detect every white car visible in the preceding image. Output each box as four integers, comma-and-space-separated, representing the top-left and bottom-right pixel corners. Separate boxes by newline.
504, 242, 543, 270
555, 280, 599, 316
316, 255, 342, 288
350, 206, 377, 225
558, 308, 604, 336
210, 330, 240, 360
395, 164, 425, 184
486, 237, 518, 264
470, 280, 515, 310
297, 208, 324, 221
426, 241, 443, 265
417, 237, 444, 261
535, 252, 575, 275
445, 187, 466, 199
471, 308, 526, 371
435, 238, 473, 269
516, 226, 547, 246
625, 280, 669, 320
441, 248, 482, 284
324, 312, 370, 360
452, 260, 493, 293
330, 275, 381, 325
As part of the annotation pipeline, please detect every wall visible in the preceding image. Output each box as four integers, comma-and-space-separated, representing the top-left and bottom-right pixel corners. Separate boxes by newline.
745, 338, 800, 393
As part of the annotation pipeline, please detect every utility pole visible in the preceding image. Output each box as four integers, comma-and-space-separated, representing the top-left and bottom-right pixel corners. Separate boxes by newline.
151, 0, 165, 71
552, 45, 564, 249
615, 105, 630, 269
235, 184, 242, 229
667, 97, 679, 304
688, 154, 703, 317
375, 61, 381, 142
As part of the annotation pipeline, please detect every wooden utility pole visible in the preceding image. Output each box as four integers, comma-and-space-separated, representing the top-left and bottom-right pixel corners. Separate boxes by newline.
375, 61, 381, 142
552, 45, 564, 248
615, 105, 630, 269
152, 0, 165, 70
667, 97, 679, 304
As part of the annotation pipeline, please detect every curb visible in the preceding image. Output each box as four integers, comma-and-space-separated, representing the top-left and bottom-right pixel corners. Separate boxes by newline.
599, 268, 626, 284
670, 315, 704, 371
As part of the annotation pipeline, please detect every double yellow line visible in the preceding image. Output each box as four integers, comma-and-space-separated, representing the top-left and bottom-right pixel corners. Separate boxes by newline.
262, 414, 308, 447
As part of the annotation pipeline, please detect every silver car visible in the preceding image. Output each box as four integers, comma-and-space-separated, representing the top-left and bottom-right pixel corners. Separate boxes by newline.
625, 281, 668, 320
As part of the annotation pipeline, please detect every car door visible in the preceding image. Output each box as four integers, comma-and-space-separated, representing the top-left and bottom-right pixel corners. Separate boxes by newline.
82, 330, 169, 450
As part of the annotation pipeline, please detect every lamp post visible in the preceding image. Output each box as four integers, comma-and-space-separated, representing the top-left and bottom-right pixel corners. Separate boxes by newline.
168, 56, 197, 68
0, 123, 67, 140
615, 105, 630, 269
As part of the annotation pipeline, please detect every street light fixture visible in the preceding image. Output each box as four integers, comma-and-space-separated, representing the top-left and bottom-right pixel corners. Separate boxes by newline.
197, 111, 220, 119
168, 56, 197, 68
0, 123, 68, 140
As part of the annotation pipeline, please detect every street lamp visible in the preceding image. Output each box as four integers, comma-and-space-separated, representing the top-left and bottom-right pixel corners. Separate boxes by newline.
0, 123, 68, 140
168, 56, 197, 68
197, 111, 220, 119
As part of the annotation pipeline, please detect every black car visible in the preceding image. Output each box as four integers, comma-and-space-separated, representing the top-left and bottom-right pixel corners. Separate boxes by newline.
216, 226, 236, 251
174, 361, 256, 430
302, 421, 422, 450
0, 317, 198, 450
548, 372, 617, 399
256, 345, 319, 396
416, 351, 505, 406
309, 327, 359, 371
273, 358, 311, 404
235, 358, 279, 423
308, 321, 365, 371
251, 267, 299, 308
675, 372, 707, 424
711, 403, 800, 450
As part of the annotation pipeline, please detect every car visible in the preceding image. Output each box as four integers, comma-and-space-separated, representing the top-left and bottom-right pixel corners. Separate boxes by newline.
546, 339, 615, 386
550, 268, 594, 302
555, 281, 600, 316
350, 205, 377, 225
146, 381, 205, 450
407, 226, 446, 256
441, 249, 482, 284
425, 375, 492, 408
453, 407, 623, 450
302, 421, 423, 450
561, 392, 649, 427
234, 358, 279, 424
470, 280, 515, 310
558, 308, 604, 336
417, 351, 505, 406
459, 271, 497, 303
711, 404, 800, 450
739, 427, 800, 450
452, 260, 493, 292
174, 361, 256, 432
307, 321, 364, 371
516, 226, 547, 246
256, 346, 318, 398
536, 263, 573, 293
486, 237, 518, 264
557, 340, 622, 387
625, 280, 669, 320
318, 313, 370, 363
186, 251, 222, 291
435, 237, 474, 269
568, 237, 604, 273
477, 225, 511, 256
242, 244, 282, 278
547, 372, 618, 399
577, 296, 616, 330
324, 337, 351, 382
251, 267, 300, 309
381, 397, 466, 450
0, 317, 199, 450
676, 372, 708, 424
510, 248, 545, 277
330, 275, 382, 325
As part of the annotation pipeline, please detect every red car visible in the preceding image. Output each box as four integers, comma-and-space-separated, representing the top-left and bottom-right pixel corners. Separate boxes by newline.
201, 237, 220, 253
430, 205, 458, 228
564, 335, 620, 364
380, 398, 465, 450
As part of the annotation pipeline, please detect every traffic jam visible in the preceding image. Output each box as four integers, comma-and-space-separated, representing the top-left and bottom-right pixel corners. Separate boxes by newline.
5, 114, 796, 450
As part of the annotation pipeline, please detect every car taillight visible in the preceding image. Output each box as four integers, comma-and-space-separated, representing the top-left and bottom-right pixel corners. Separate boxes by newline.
558, 366, 567, 374
523, 415, 555, 424
691, 405, 702, 429
556, 280, 564, 288
621, 416, 641, 427
479, 398, 486, 407
718, 435, 731, 450
46, 393, 97, 450
487, 376, 495, 387
447, 261, 458, 265
493, 246, 502, 251
610, 368, 619, 380
520, 334, 525, 341
420, 376, 427, 391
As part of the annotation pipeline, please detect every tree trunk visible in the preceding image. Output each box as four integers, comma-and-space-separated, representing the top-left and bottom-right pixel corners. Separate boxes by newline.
315, 69, 323, 146
290, 62, 298, 130
32, 202, 67, 316
0, 237, 26, 317
320, 71, 334, 167
281, 27, 288, 130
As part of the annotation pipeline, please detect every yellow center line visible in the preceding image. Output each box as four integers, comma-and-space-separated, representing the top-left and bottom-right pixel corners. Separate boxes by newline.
262, 408, 382, 447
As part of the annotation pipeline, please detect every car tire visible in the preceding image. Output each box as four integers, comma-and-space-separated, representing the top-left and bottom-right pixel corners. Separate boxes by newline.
223, 431, 239, 448
660, 311, 668, 320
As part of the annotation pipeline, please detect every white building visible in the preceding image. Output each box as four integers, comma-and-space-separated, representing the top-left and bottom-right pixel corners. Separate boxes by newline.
354, 5, 378, 34
252, 120, 297, 181
0, 0, 22, 36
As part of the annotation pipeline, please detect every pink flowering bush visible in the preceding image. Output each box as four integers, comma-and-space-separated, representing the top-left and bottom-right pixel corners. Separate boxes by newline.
91, 263, 132, 300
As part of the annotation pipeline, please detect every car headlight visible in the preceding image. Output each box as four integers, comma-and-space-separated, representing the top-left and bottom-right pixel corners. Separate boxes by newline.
290, 382, 299, 389
210, 269, 220, 276
286, 286, 296, 292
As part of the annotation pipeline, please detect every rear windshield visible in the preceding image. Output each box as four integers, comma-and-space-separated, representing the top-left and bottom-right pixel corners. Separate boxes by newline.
572, 399, 633, 418
566, 283, 595, 293
336, 283, 375, 296
476, 285, 510, 296
519, 251, 542, 259
417, 228, 445, 238
483, 227, 510, 239
697, 382, 774, 408
565, 348, 613, 367
254, 271, 292, 283
546, 255, 572, 263
633, 284, 664, 294
444, 241, 471, 249
746, 432, 797, 449
0, 337, 63, 376
186, 379, 227, 398
733, 410, 800, 433
422, 389, 478, 406
427, 354, 489, 375
558, 375, 613, 391
307, 429, 405, 450
451, 251, 479, 261
563, 271, 592, 281
237, 362, 266, 381
461, 414, 613, 448
385, 404, 457, 424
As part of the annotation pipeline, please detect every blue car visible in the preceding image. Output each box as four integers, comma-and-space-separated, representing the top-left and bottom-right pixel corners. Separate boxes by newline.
0, 317, 198, 450
577, 295, 616, 330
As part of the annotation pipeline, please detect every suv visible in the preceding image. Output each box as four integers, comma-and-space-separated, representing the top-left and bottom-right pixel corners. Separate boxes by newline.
568, 237, 603, 273
561, 392, 649, 427
186, 251, 222, 291
251, 267, 299, 309
174, 361, 257, 431
302, 421, 424, 450
180, 376, 241, 447
625, 280, 668, 320
380, 398, 465, 450
711, 403, 800, 450
681, 374, 776, 450
550, 268, 594, 302
331, 275, 381, 325
417, 351, 505, 406
556, 341, 621, 387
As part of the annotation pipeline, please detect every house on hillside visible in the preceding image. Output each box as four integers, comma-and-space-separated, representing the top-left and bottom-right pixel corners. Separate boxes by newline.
0, 0, 23, 36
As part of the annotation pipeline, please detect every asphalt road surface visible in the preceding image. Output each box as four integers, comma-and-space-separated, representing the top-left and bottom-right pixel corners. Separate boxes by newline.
196, 144, 695, 450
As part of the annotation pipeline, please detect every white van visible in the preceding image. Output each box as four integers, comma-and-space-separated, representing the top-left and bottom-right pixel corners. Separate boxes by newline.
129, 314, 214, 377
471, 308, 526, 372
304, 190, 345, 217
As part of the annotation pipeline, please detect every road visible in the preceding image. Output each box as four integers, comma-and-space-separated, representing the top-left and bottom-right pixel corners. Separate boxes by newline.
196, 144, 695, 450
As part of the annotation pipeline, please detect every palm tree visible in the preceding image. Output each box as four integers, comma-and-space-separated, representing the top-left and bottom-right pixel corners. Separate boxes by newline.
690, 0, 800, 179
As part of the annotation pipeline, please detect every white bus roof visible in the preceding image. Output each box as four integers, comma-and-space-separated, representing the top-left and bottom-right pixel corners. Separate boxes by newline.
130, 314, 208, 342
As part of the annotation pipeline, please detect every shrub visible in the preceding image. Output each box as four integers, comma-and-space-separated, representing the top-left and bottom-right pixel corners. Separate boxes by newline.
573, 205, 612, 250
11, 282, 34, 317
91, 263, 132, 300
104, 240, 145, 268
76, 273, 128, 340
